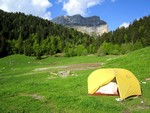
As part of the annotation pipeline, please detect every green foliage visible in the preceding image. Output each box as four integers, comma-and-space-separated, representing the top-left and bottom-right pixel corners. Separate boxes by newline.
100, 42, 111, 55
97, 16, 150, 48
0, 35, 7, 57
0, 9, 149, 58
120, 43, 134, 54
97, 45, 107, 56
110, 44, 120, 55
0, 10, 94, 58
16, 34, 23, 54
82, 49, 88, 56
133, 41, 143, 50
88, 44, 96, 54
65, 45, 88, 57
74, 45, 86, 56
66, 47, 76, 57
64, 42, 73, 57
35, 46, 42, 60
97, 42, 120, 56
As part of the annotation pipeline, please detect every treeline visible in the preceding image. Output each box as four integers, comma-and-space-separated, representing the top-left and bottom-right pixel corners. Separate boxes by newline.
0, 9, 94, 58
0, 9, 150, 58
96, 16, 150, 56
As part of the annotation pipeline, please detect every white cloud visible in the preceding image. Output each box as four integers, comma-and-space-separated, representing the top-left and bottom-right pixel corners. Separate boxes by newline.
119, 22, 130, 28
0, 0, 52, 20
62, 0, 104, 16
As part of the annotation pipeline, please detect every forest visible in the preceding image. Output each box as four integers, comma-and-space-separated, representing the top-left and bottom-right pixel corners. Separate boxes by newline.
0, 9, 150, 59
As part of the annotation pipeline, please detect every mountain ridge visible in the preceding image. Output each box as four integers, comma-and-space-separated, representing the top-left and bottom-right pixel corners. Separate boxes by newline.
52, 14, 108, 36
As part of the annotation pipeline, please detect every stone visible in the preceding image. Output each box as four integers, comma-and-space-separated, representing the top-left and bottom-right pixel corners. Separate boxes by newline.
52, 14, 108, 36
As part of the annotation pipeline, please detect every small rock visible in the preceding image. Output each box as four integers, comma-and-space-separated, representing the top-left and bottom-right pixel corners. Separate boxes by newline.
142, 82, 146, 84
141, 101, 144, 104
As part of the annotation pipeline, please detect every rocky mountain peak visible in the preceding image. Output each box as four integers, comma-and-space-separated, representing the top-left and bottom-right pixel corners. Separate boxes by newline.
52, 14, 108, 36
52, 14, 106, 26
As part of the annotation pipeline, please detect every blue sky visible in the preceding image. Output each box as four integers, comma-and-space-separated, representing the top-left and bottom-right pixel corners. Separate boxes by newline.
0, 0, 149, 31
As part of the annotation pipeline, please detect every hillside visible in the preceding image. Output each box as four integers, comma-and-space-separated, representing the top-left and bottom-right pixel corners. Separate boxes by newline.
0, 9, 150, 59
0, 47, 150, 112
0, 9, 94, 58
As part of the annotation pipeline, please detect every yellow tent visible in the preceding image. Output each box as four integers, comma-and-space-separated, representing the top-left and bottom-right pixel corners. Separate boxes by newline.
88, 68, 141, 100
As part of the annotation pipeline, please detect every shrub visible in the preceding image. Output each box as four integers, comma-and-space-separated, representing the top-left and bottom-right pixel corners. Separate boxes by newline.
97, 47, 107, 56
133, 41, 143, 50
120, 43, 134, 54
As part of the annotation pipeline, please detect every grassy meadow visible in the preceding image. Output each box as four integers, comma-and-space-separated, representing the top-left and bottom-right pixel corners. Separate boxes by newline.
0, 47, 150, 113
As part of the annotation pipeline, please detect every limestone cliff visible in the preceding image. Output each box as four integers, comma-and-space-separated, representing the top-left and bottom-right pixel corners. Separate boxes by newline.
52, 14, 108, 36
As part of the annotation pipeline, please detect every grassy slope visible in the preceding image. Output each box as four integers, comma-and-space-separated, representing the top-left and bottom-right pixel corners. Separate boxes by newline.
0, 47, 150, 113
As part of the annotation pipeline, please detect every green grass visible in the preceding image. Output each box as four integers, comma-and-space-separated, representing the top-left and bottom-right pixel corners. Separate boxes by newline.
0, 47, 150, 113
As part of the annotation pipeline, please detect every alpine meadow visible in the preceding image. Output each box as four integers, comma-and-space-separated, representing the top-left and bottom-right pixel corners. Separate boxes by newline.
0, 9, 150, 113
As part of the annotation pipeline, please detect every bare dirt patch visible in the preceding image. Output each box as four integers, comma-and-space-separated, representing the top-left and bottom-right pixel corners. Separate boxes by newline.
146, 78, 150, 81
33, 63, 100, 78
49, 63, 100, 78
20, 93, 44, 100
65, 63, 100, 71
34, 63, 100, 72
50, 70, 77, 78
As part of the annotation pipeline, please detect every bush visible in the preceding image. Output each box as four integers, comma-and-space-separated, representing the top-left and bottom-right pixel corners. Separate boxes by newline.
121, 43, 134, 54
97, 47, 107, 56
109, 44, 120, 55
97, 42, 120, 56
82, 49, 88, 56
111, 49, 120, 55
65, 47, 76, 57
133, 41, 143, 50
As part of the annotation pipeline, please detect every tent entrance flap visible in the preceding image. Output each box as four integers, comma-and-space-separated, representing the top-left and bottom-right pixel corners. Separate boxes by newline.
95, 81, 118, 95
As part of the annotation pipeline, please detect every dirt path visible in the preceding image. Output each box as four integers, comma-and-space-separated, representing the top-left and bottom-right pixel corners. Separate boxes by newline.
34, 63, 101, 71
65, 63, 100, 70
33, 63, 101, 78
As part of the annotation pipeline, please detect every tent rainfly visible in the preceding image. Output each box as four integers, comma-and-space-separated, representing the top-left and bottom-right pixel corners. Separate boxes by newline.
88, 68, 142, 100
